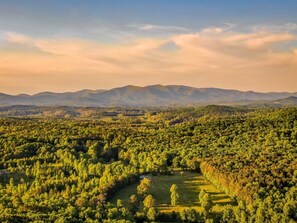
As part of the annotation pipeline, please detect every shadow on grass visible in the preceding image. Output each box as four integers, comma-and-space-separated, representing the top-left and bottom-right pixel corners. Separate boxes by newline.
211, 195, 230, 201
209, 191, 225, 195
215, 200, 235, 206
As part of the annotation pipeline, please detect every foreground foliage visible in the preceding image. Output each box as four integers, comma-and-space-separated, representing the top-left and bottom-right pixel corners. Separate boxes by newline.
0, 106, 296, 222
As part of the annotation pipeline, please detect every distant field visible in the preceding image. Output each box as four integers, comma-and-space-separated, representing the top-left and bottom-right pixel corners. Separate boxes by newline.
110, 171, 235, 213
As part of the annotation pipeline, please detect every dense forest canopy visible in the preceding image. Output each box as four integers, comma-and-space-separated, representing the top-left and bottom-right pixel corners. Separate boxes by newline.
0, 106, 296, 222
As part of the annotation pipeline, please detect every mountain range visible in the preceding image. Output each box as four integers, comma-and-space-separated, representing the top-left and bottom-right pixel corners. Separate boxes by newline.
1, 85, 297, 107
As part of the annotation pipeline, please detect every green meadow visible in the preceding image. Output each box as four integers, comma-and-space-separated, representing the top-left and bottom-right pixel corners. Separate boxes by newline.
110, 171, 235, 213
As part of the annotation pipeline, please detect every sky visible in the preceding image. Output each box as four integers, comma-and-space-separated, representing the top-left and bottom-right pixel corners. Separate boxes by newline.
0, 0, 297, 94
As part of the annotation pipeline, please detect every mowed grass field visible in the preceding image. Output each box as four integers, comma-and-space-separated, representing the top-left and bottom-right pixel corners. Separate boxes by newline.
110, 171, 235, 213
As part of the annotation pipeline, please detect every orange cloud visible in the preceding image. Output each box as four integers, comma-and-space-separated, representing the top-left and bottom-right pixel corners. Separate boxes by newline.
0, 28, 297, 94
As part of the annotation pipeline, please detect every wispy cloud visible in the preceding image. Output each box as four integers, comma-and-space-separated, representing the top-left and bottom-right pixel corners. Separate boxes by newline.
3, 31, 32, 44
127, 23, 191, 32
201, 23, 236, 34
251, 22, 297, 33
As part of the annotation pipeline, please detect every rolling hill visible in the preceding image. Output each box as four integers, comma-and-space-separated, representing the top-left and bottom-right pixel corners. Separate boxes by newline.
273, 96, 297, 105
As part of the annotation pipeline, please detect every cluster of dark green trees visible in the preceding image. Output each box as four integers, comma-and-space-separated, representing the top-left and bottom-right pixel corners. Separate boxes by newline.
0, 106, 296, 222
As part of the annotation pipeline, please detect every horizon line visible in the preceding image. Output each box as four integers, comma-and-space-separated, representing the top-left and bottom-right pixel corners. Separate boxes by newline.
1, 84, 297, 96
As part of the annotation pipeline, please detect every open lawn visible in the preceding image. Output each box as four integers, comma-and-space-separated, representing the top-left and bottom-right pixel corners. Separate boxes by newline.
110, 171, 236, 213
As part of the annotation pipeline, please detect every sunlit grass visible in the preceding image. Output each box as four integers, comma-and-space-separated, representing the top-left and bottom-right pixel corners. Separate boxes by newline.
110, 171, 235, 213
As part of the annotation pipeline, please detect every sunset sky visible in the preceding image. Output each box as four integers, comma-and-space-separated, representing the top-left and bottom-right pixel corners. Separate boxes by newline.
1, 0, 297, 94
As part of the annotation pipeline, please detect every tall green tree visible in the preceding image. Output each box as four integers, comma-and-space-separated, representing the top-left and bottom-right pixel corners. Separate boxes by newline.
137, 178, 151, 195
200, 192, 212, 216
143, 195, 156, 209
170, 184, 180, 206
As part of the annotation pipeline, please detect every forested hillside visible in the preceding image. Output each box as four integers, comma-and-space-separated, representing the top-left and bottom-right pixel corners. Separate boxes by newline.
0, 107, 296, 222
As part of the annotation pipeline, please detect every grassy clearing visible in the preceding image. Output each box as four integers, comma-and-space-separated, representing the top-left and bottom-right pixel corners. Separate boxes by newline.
110, 171, 235, 213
